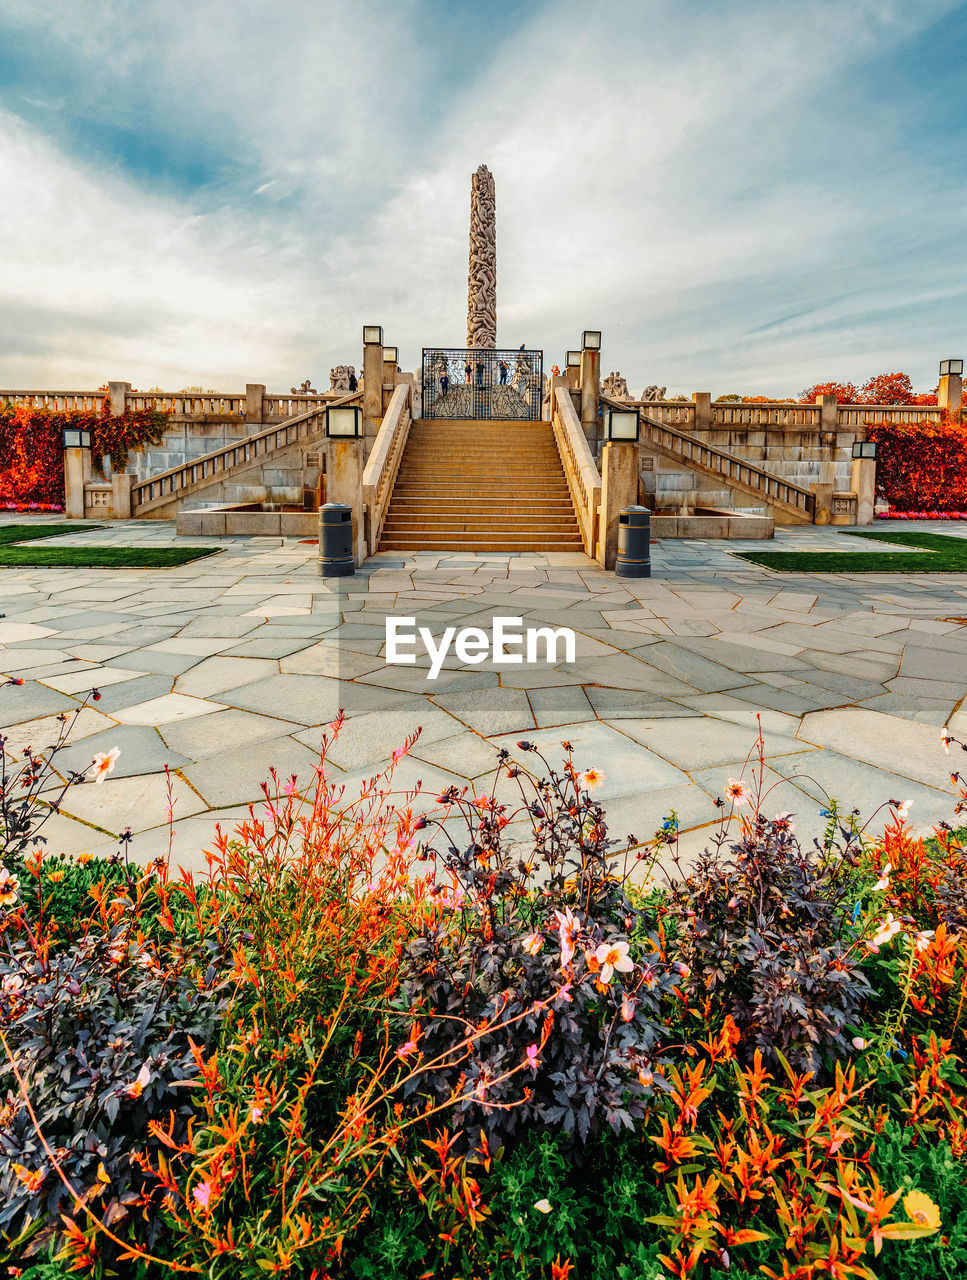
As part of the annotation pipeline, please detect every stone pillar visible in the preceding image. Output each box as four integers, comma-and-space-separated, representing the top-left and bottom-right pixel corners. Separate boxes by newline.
363, 336, 384, 439
564, 364, 580, 392
111, 472, 134, 520
850, 457, 876, 525
939, 368, 963, 423
64, 448, 92, 520
108, 381, 131, 418
325, 439, 366, 564
816, 393, 839, 437
692, 392, 712, 437
598, 441, 639, 570
467, 164, 497, 349
580, 348, 601, 451
245, 383, 266, 424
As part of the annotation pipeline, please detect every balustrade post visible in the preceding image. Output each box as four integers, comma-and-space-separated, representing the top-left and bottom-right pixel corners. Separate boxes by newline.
63, 449, 91, 520
939, 363, 963, 424
580, 347, 601, 452
245, 383, 266, 425
108, 381, 131, 417
362, 327, 384, 440
324, 439, 366, 565
111, 472, 134, 520
692, 391, 711, 438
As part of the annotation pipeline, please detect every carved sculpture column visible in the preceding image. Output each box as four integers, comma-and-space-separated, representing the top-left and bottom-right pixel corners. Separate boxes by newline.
467, 165, 496, 349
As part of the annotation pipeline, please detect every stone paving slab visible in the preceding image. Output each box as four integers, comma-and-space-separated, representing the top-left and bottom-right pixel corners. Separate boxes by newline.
2, 517, 967, 869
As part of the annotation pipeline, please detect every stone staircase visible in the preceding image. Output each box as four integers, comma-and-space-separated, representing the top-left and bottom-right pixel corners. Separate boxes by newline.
378, 420, 585, 552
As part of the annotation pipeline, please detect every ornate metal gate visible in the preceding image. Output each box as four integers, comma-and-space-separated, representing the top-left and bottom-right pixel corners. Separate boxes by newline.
422, 347, 544, 420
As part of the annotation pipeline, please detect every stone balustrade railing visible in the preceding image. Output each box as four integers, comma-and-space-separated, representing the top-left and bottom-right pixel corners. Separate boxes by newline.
0, 391, 104, 411
552, 386, 601, 558
621, 398, 943, 431
362, 385, 412, 556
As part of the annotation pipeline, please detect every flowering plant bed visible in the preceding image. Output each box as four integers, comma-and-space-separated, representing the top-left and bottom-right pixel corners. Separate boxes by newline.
0, 691, 965, 1278
877, 510, 967, 520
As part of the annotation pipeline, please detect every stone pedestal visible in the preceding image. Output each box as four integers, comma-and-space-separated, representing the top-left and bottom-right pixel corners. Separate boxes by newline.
692, 391, 712, 437
64, 447, 91, 519
325, 439, 366, 564
939, 371, 963, 424
111, 472, 134, 520
580, 348, 600, 450
598, 441, 639, 570
850, 457, 877, 525
363, 338, 384, 439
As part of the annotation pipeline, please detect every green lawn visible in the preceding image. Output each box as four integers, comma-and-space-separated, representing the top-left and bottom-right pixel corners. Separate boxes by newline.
0, 546, 219, 569
0, 522, 104, 545
734, 529, 967, 573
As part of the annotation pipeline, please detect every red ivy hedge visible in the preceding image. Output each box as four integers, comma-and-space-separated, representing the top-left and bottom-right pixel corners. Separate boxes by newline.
0, 400, 168, 510
868, 418, 967, 512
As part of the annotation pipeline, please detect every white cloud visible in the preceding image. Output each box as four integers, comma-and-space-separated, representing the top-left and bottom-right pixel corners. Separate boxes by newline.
0, 0, 964, 395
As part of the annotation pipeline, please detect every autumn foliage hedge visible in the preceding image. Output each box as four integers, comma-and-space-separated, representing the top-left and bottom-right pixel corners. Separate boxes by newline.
868, 419, 967, 512
0, 398, 168, 511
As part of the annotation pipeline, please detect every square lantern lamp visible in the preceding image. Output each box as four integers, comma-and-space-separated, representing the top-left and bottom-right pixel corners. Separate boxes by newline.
565, 350, 582, 368
581, 330, 602, 351
940, 359, 964, 377
604, 406, 640, 442
851, 440, 878, 460
362, 325, 384, 346
325, 405, 362, 438
62, 426, 91, 449
383, 346, 398, 364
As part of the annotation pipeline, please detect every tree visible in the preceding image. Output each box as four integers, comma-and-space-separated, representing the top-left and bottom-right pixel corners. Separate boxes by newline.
858, 372, 914, 404
799, 382, 858, 404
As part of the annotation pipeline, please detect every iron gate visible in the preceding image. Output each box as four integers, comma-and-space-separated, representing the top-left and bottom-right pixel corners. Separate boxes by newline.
422, 347, 544, 420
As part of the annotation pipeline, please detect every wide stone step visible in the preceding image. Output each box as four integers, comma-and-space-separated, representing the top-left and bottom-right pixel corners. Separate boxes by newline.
379, 537, 586, 551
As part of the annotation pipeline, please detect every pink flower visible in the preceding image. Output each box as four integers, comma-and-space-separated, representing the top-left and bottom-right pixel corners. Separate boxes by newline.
249, 1106, 263, 1124
522, 932, 543, 956
594, 939, 634, 984
525, 1043, 540, 1072
554, 908, 580, 967
89, 747, 120, 784
773, 812, 796, 833
621, 993, 636, 1022
397, 1039, 419, 1060
724, 778, 750, 806
852, 1036, 868, 1050
193, 1181, 212, 1209
580, 768, 605, 791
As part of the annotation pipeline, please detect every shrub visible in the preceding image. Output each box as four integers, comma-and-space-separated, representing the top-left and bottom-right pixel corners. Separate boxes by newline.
868, 419, 967, 512
398, 742, 679, 1154
660, 757, 872, 1075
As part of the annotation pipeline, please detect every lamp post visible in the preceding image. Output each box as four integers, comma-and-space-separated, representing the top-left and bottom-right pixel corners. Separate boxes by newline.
939, 358, 963, 423
62, 425, 92, 519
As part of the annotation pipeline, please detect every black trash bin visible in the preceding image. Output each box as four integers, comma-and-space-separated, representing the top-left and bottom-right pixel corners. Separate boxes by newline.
615, 505, 652, 578
318, 503, 355, 577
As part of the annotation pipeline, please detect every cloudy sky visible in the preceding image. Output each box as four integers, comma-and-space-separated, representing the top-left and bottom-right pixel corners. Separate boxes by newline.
0, 0, 964, 398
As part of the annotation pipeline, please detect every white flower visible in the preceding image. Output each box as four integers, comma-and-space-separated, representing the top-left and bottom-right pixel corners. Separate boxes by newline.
895, 800, 912, 820
534, 1198, 552, 1214
867, 913, 903, 952
941, 727, 952, 754
852, 1036, 868, 1050
873, 862, 892, 892
89, 747, 120, 784
594, 939, 634, 984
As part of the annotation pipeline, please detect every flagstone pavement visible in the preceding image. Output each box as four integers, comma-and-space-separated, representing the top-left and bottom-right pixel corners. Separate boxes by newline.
2, 516, 967, 872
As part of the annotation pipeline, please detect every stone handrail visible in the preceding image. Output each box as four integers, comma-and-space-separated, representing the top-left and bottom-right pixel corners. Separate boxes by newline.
552, 386, 601, 556
131, 391, 362, 516
713, 403, 821, 428
125, 392, 247, 416
362, 384, 411, 556
263, 393, 344, 419
635, 407, 816, 522
0, 391, 103, 411
838, 404, 943, 427
623, 400, 696, 428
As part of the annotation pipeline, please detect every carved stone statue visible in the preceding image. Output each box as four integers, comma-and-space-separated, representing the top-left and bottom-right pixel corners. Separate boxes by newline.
328, 365, 357, 392
640, 385, 667, 402
467, 165, 497, 349
602, 371, 632, 400
291, 379, 317, 394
